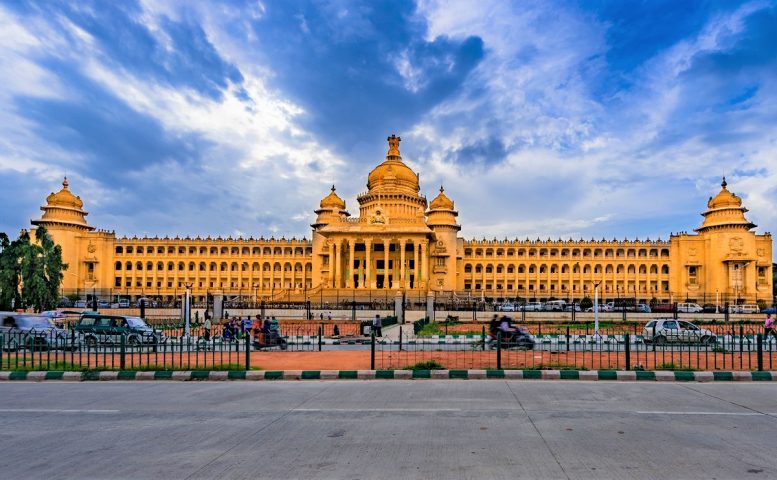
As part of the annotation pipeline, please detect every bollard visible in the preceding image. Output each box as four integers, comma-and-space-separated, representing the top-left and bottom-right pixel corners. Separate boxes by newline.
757, 333, 763, 371
120, 333, 126, 370
496, 331, 502, 370
370, 330, 376, 370
625, 333, 631, 371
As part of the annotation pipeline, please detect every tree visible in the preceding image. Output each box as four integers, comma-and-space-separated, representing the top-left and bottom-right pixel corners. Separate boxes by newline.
0, 227, 66, 312
580, 296, 593, 310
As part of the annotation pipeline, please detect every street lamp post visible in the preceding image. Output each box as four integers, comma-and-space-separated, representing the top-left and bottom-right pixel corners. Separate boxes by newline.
593, 280, 602, 339
183, 282, 193, 338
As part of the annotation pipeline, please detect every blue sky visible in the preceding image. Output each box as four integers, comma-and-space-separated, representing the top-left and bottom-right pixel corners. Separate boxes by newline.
1, 0, 775, 253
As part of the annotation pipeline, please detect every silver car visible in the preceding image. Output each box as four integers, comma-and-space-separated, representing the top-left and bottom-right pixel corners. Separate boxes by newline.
642, 319, 716, 345
0, 313, 79, 351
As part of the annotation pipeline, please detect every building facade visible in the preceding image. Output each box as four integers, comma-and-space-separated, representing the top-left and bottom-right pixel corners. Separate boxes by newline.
30, 136, 773, 306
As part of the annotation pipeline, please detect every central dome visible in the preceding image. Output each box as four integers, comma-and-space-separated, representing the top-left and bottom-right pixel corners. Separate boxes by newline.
366, 135, 419, 193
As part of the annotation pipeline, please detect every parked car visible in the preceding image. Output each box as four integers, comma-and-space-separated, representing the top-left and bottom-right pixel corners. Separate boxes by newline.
497, 303, 516, 312
522, 302, 544, 312
73, 300, 87, 308
728, 304, 760, 314
97, 300, 110, 308
651, 303, 675, 313
585, 303, 612, 312
545, 300, 566, 311
57, 298, 73, 308
677, 302, 703, 313
117, 299, 130, 308
642, 319, 715, 345
564, 303, 582, 312
635, 304, 651, 313
763, 306, 777, 314
0, 312, 79, 351
136, 297, 158, 308
74, 314, 165, 347
702, 304, 718, 313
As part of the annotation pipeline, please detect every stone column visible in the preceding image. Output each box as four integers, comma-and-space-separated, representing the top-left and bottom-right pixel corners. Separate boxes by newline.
420, 241, 427, 287
383, 240, 390, 289
334, 240, 341, 289
346, 241, 355, 289
400, 239, 406, 289
413, 241, 419, 289
366, 239, 373, 289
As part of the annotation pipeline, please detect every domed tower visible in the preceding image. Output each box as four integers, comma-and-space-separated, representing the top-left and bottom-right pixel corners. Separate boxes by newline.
32, 177, 94, 232
312, 185, 350, 229
426, 186, 461, 290
357, 135, 427, 224
311, 186, 350, 289
31, 177, 115, 293
671, 177, 772, 304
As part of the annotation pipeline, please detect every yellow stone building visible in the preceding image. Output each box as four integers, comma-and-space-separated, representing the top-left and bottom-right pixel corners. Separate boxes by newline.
30, 136, 773, 306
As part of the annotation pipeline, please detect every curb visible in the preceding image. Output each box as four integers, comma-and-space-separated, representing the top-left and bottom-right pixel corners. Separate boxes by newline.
1, 370, 776, 382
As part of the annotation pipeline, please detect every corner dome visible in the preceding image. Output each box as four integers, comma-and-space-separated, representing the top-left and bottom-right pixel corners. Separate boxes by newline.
320, 185, 346, 210
707, 177, 742, 209
366, 135, 419, 193
46, 177, 84, 209
429, 186, 454, 210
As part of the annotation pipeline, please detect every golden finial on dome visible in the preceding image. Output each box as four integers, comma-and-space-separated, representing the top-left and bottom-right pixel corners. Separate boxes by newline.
331, 185, 336, 192
62, 176, 69, 189
387, 134, 401, 156
440, 185, 444, 193
721, 176, 727, 189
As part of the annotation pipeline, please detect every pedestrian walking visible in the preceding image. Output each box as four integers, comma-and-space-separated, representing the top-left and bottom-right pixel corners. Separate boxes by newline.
373, 314, 382, 337
765, 314, 777, 341
203, 317, 212, 342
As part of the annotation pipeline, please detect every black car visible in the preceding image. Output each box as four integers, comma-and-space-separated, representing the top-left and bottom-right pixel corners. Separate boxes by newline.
74, 314, 165, 347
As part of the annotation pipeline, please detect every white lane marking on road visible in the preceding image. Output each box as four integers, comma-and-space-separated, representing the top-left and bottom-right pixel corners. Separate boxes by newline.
0, 409, 119, 414
636, 411, 764, 416
293, 408, 462, 412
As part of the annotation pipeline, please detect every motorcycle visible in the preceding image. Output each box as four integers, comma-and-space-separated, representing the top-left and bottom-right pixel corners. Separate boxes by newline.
252, 330, 288, 350
488, 327, 535, 350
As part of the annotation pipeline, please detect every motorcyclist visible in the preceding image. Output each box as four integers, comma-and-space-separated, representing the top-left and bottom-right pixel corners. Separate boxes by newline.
498, 315, 516, 344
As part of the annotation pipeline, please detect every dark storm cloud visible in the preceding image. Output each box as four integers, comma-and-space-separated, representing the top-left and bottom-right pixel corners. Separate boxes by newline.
5, 0, 243, 100
245, 0, 483, 159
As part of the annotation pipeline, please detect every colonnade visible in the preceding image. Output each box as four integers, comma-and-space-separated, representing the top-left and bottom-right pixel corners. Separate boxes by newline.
327, 237, 429, 289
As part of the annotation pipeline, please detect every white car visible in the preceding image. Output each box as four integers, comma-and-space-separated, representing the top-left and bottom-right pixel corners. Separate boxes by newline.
522, 302, 544, 312
728, 304, 760, 314
497, 303, 516, 312
677, 302, 703, 313
642, 319, 715, 345
585, 303, 612, 312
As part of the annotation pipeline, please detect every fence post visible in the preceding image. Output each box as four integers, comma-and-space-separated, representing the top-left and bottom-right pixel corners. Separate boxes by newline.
496, 331, 502, 370
757, 333, 763, 372
119, 333, 126, 370
318, 325, 323, 352
625, 333, 631, 371
370, 330, 375, 370
566, 325, 570, 352
245, 331, 251, 370
399, 326, 403, 351
482, 325, 486, 351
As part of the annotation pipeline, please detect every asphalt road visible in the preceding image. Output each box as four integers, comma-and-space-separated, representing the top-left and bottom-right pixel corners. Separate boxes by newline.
1, 381, 776, 479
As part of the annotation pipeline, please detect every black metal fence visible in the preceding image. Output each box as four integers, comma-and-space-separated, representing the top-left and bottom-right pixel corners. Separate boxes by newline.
373, 323, 777, 371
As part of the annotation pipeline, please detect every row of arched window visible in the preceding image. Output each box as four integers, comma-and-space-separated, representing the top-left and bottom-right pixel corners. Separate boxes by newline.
463, 247, 670, 258
115, 245, 312, 256
115, 261, 313, 273
463, 263, 670, 275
